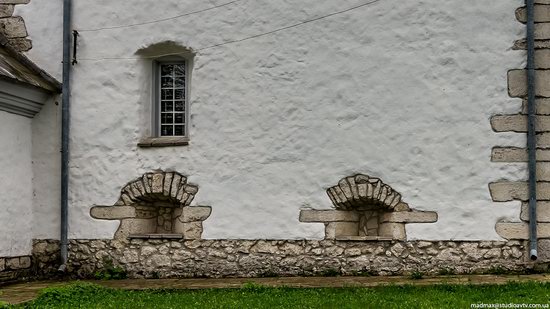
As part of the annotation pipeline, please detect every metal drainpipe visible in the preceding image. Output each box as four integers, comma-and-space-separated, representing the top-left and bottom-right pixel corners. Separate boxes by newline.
59, 0, 72, 272
526, 0, 538, 261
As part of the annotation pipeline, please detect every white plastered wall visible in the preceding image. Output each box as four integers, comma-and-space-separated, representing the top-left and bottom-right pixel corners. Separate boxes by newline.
17, 0, 527, 240
0, 111, 33, 256
31, 97, 61, 240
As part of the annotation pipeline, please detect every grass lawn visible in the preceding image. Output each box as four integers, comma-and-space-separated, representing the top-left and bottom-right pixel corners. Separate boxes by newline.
5, 281, 550, 308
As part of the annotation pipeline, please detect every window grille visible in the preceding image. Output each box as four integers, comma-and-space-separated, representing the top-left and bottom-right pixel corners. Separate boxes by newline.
158, 62, 186, 137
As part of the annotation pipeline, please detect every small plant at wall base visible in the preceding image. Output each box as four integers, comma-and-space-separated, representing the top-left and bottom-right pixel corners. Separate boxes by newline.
484, 266, 507, 276
410, 271, 424, 280
318, 268, 341, 277
438, 268, 456, 276
349, 268, 378, 277
258, 270, 279, 278
93, 259, 127, 280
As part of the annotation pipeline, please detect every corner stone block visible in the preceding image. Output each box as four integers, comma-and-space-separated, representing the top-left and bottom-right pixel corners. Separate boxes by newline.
491, 147, 526, 162
516, 5, 550, 23
380, 211, 438, 223
537, 239, 550, 262
534, 50, 550, 69
378, 223, 406, 240
522, 98, 550, 115
490, 114, 550, 132
508, 70, 550, 98
90, 206, 136, 220
325, 222, 359, 239
520, 201, 550, 222
535, 23, 550, 40
496, 222, 550, 240
491, 147, 550, 163
178, 206, 211, 223
0, 5, 13, 18
538, 163, 550, 181
489, 181, 550, 202
539, 133, 550, 149
299, 209, 359, 222
0, 16, 26, 38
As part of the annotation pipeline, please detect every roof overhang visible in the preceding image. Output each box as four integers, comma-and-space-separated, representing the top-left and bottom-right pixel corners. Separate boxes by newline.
0, 33, 61, 118
0, 77, 52, 118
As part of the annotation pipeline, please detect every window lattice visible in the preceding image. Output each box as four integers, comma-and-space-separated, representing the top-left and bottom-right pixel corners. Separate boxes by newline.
160, 63, 186, 136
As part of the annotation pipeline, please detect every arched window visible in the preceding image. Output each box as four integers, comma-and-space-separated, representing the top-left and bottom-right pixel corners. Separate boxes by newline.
136, 42, 195, 147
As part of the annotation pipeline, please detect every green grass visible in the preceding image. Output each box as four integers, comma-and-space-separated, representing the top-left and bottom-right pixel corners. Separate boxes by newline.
9, 281, 550, 309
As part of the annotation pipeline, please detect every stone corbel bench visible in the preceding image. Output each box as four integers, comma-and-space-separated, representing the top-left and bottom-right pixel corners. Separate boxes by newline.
300, 174, 438, 240
90, 171, 211, 240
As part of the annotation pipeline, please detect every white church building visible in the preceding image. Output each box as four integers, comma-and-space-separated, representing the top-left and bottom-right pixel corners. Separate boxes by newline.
0, 0, 545, 280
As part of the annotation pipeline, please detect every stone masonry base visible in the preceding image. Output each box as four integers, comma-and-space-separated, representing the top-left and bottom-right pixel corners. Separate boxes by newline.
0, 255, 32, 283
30, 239, 532, 279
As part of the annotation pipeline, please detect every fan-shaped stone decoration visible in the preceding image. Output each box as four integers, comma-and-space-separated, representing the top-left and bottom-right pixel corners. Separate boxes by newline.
327, 174, 402, 211
116, 171, 198, 207
300, 173, 437, 241
90, 171, 210, 240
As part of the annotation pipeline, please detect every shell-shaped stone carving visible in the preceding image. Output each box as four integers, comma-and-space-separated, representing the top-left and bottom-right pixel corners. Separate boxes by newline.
117, 171, 197, 207
327, 174, 402, 211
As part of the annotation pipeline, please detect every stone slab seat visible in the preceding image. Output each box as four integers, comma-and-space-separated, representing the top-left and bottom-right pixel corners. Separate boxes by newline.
299, 209, 438, 223
89, 171, 210, 240
91, 205, 212, 221
90, 206, 136, 220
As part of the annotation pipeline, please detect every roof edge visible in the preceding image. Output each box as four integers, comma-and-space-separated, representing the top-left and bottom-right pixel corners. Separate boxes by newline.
0, 33, 62, 93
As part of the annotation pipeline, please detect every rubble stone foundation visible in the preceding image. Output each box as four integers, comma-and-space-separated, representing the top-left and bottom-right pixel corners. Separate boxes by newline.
32, 239, 530, 279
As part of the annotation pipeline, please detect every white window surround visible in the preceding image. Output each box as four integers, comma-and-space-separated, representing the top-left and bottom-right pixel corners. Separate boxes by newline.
138, 53, 193, 148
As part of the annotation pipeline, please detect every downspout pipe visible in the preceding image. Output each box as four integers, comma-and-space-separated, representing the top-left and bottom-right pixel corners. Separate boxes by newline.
526, 0, 538, 261
59, 0, 72, 272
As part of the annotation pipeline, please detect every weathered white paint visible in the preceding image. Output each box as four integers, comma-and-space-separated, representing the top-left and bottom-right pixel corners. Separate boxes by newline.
17, 0, 526, 240
0, 111, 33, 256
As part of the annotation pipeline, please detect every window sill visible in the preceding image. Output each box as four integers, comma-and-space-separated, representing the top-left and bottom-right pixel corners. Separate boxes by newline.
128, 234, 183, 239
138, 137, 189, 148
334, 236, 394, 241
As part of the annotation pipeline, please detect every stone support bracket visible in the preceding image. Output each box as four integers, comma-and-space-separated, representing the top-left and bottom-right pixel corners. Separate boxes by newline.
90, 171, 210, 240
301, 174, 437, 241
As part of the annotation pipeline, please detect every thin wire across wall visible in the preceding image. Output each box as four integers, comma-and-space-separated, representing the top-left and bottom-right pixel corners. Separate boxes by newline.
77, 0, 242, 32
75, 0, 384, 61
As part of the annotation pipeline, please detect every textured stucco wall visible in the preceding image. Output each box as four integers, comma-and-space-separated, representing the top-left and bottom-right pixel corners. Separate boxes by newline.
31, 97, 61, 240
17, 0, 526, 240
0, 111, 33, 256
